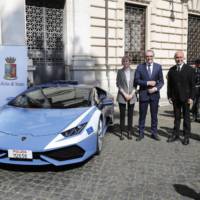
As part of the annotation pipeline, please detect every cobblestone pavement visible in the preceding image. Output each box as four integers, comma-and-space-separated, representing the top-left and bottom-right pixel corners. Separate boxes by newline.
0, 106, 199, 200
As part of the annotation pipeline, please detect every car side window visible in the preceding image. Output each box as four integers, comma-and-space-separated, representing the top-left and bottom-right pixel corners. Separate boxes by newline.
95, 87, 107, 100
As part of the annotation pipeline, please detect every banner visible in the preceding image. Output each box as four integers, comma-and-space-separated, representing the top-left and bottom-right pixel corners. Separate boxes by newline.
0, 46, 27, 106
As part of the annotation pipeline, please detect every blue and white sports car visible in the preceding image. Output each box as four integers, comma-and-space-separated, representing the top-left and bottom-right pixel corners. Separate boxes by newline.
0, 81, 114, 166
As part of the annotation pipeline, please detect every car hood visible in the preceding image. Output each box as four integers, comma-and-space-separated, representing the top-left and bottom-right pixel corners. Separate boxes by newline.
0, 105, 91, 136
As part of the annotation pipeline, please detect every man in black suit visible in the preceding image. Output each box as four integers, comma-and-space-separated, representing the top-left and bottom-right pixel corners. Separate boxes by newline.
191, 59, 200, 121
167, 51, 195, 145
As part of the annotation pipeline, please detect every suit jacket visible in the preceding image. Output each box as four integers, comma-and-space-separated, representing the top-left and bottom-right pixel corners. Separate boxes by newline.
134, 62, 164, 102
167, 64, 195, 102
116, 68, 137, 104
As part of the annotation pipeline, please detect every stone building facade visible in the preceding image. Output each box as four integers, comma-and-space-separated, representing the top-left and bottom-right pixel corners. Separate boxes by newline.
0, 0, 200, 102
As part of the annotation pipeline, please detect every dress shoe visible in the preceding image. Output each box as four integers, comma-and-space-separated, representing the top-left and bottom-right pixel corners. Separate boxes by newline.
136, 135, 144, 141
151, 135, 161, 141
167, 135, 179, 143
120, 132, 124, 140
182, 137, 189, 145
127, 131, 132, 140
120, 135, 124, 140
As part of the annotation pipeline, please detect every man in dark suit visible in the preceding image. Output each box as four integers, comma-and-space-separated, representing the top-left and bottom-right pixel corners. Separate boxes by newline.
135, 50, 164, 141
191, 59, 200, 121
116, 56, 137, 140
167, 51, 195, 145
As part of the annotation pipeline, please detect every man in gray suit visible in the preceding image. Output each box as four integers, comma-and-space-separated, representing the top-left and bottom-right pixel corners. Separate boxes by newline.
116, 55, 137, 140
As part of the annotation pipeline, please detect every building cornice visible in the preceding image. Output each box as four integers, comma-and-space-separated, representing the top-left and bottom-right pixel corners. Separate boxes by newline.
188, 9, 200, 16
126, 0, 151, 5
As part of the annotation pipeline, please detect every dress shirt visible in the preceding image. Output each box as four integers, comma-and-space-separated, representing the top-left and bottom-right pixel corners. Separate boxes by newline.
124, 68, 130, 92
146, 63, 157, 92
146, 63, 153, 75
177, 63, 184, 71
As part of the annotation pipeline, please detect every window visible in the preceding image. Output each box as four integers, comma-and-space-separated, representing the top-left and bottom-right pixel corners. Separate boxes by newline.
125, 4, 146, 64
187, 14, 200, 65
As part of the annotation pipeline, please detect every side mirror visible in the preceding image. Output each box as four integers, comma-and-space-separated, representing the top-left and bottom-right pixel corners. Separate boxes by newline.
102, 98, 113, 106
98, 98, 113, 109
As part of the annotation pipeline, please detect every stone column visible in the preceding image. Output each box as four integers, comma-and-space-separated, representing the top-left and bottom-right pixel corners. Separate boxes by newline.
0, 0, 26, 45
63, 0, 73, 80
65, 0, 95, 83
0, 1, 3, 45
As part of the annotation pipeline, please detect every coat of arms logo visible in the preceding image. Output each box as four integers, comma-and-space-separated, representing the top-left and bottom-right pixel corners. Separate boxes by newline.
4, 57, 17, 80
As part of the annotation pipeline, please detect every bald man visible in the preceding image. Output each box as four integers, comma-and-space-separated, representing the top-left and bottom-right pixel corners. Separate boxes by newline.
167, 51, 195, 145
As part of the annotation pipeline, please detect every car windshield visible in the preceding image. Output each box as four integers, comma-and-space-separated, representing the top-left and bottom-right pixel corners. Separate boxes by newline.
8, 86, 92, 109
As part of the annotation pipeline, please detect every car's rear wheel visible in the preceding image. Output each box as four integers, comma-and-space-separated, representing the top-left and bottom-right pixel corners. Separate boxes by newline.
96, 119, 103, 155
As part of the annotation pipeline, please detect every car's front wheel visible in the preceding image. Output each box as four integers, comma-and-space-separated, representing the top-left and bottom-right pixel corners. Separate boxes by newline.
96, 119, 103, 155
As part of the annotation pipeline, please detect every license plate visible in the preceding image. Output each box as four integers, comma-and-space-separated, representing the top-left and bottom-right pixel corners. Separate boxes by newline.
8, 149, 33, 160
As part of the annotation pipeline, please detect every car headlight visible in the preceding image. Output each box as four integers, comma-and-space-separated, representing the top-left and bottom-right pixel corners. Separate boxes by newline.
61, 123, 87, 137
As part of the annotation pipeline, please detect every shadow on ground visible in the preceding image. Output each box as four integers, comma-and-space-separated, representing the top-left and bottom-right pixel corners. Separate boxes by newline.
109, 124, 171, 140
109, 124, 200, 142
108, 124, 138, 139
173, 184, 200, 200
160, 126, 200, 142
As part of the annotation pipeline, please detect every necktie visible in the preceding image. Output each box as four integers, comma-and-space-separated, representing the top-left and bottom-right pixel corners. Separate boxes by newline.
177, 64, 180, 72
147, 64, 151, 77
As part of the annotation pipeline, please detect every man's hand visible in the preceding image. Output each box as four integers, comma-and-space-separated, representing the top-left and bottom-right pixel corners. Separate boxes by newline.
147, 81, 156, 87
168, 98, 173, 104
148, 87, 157, 94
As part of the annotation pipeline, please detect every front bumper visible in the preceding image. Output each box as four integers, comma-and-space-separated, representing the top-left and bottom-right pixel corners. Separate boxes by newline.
0, 134, 97, 166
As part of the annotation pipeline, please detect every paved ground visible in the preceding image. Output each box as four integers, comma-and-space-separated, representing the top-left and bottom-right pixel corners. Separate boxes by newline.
0, 105, 199, 200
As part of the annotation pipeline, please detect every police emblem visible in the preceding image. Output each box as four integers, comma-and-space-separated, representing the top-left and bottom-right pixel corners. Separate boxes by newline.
4, 57, 17, 80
